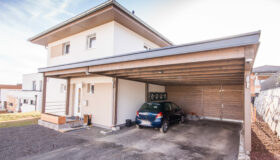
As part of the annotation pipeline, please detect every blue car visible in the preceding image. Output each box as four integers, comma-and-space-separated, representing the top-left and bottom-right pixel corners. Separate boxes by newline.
135, 101, 185, 133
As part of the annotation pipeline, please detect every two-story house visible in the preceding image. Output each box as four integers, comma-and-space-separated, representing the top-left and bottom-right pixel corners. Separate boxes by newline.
29, 0, 260, 154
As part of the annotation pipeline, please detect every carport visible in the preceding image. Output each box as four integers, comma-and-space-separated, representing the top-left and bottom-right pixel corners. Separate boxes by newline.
39, 31, 260, 154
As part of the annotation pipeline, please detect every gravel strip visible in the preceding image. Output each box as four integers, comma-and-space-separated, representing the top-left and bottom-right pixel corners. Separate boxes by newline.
0, 125, 87, 160
251, 115, 280, 160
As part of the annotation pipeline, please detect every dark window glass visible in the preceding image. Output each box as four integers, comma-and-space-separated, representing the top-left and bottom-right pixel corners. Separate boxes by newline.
139, 103, 162, 113
164, 103, 172, 112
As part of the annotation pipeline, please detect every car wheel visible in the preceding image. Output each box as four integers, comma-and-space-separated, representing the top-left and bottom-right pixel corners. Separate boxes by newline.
160, 120, 169, 133
136, 124, 142, 129
179, 115, 185, 124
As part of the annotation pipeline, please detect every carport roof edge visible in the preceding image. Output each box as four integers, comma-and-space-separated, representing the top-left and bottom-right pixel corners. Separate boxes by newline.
38, 30, 261, 73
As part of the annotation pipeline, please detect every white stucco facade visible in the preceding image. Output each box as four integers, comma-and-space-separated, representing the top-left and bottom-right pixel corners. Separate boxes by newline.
47, 21, 160, 67
117, 79, 166, 125
22, 73, 43, 91
45, 78, 67, 115
70, 76, 113, 128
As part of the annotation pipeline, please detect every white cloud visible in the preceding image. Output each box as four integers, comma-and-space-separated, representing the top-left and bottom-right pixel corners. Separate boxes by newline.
0, 0, 74, 84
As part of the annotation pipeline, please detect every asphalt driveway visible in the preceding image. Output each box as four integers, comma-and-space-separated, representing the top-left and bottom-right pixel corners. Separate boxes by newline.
17, 120, 241, 160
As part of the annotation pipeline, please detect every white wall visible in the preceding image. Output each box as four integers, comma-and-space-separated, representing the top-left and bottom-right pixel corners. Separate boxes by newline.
45, 78, 67, 115
2, 90, 42, 112
22, 73, 43, 91
47, 22, 115, 66
47, 21, 161, 67
148, 84, 165, 92
70, 76, 113, 128
113, 22, 160, 55
117, 79, 146, 125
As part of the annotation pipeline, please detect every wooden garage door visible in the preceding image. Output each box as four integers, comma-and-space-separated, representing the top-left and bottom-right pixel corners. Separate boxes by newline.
203, 85, 243, 120
166, 85, 244, 121
221, 88, 244, 120
203, 88, 222, 118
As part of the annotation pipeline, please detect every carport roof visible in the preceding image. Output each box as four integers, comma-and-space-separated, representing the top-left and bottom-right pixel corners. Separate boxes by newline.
39, 30, 260, 73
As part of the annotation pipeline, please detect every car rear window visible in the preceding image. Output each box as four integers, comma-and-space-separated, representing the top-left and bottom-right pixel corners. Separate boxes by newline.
139, 103, 162, 113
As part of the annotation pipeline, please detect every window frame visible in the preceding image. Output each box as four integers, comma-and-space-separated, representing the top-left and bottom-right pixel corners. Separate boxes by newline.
87, 83, 95, 94
32, 81, 36, 91
63, 42, 70, 55
144, 44, 152, 50
87, 34, 96, 49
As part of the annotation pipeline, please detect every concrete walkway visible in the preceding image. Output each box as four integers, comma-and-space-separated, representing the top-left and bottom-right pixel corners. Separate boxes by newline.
19, 120, 241, 160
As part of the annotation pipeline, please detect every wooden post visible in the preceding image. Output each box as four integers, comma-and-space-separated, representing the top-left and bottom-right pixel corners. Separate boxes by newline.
244, 70, 251, 152
145, 83, 149, 102
112, 77, 118, 126
65, 78, 70, 115
41, 75, 47, 113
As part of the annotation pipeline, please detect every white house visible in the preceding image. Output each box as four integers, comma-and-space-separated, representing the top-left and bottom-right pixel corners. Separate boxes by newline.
29, 0, 260, 153
0, 84, 22, 110
4, 73, 45, 113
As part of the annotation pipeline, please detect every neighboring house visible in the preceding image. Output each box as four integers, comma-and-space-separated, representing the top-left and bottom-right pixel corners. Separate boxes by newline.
29, 0, 260, 154
251, 65, 280, 97
0, 84, 22, 110
5, 73, 44, 113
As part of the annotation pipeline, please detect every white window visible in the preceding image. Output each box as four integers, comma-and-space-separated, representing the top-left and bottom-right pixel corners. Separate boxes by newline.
87, 34, 96, 49
23, 99, 28, 104
60, 84, 66, 93
63, 42, 70, 55
32, 81, 36, 91
87, 83, 94, 94
39, 80, 42, 91
144, 44, 151, 50
30, 100, 35, 105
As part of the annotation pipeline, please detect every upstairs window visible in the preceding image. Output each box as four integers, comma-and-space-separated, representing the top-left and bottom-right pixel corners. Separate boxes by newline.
144, 44, 151, 50
87, 34, 96, 49
63, 42, 70, 55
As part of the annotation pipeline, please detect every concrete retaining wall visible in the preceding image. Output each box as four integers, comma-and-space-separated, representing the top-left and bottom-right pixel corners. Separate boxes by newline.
255, 87, 280, 138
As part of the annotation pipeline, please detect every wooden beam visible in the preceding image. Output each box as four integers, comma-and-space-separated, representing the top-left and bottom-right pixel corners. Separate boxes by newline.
100, 59, 244, 75
112, 65, 244, 77
244, 70, 251, 152
135, 78, 243, 85
45, 67, 88, 76
41, 76, 47, 113
145, 83, 148, 102
89, 47, 245, 73
124, 70, 244, 79
65, 78, 70, 115
112, 77, 118, 126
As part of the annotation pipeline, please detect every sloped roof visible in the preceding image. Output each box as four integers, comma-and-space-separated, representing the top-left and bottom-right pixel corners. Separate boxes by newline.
253, 65, 280, 73
28, 0, 172, 46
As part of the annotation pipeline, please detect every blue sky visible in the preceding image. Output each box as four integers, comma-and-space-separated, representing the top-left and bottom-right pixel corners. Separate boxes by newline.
0, 0, 280, 84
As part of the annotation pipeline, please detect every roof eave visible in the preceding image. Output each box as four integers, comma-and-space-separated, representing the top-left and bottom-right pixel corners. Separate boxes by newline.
28, 0, 173, 46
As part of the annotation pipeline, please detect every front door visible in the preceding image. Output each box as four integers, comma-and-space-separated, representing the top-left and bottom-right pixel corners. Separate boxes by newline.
74, 83, 82, 117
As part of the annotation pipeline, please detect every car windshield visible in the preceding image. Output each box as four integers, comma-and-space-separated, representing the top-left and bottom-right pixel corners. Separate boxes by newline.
139, 103, 162, 113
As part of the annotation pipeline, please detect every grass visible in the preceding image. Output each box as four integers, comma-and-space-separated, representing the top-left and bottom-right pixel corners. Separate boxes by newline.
0, 111, 40, 122
0, 118, 39, 128
0, 112, 41, 128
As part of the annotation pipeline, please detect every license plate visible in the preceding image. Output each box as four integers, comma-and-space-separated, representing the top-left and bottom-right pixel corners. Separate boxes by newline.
141, 120, 151, 126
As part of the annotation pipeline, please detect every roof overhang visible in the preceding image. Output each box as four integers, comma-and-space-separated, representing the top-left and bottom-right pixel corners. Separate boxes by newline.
40, 31, 261, 85
28, 0, 172, 47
